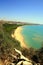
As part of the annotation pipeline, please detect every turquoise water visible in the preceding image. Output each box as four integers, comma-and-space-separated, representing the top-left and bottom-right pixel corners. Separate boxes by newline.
21, 25, 43, 49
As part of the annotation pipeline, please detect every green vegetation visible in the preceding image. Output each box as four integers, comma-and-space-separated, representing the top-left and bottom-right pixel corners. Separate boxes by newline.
0, 21, 43, 65
0, 23, 22, 61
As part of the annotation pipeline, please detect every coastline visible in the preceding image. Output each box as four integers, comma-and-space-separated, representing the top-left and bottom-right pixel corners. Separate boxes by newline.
11, 26, 27, 48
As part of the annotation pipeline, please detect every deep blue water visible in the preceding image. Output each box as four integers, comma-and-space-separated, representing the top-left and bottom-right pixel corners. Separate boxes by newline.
21, 25, 43, 49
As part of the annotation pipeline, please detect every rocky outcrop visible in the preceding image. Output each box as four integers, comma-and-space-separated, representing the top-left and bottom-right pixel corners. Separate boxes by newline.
7, 48, 40, 65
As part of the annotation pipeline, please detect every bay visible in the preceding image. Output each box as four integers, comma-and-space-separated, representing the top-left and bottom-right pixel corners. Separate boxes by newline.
21, 25, 43, 49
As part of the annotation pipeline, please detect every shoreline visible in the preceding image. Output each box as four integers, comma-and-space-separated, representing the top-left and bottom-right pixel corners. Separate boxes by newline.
11, 26, 28, 48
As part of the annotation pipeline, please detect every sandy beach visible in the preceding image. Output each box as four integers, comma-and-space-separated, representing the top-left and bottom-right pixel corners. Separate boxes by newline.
11, 26, 27, 48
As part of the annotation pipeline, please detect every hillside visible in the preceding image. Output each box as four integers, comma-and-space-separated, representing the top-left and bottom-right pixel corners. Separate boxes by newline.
0, 21, 22, 63
0, 20, 43, 65
0, 21, 22, 50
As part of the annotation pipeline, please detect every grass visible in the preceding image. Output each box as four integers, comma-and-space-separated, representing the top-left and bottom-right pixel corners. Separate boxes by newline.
0, 23, 22, 60
2, 23, 22, 50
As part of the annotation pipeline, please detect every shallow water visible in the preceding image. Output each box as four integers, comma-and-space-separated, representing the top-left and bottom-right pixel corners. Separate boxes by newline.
21, 25, 43, 49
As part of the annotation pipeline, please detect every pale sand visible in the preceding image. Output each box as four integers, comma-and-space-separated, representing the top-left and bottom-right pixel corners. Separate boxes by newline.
11, 26, 27, 48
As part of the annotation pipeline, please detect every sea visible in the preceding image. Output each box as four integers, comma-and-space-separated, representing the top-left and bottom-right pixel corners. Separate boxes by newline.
21, 25, 43, 49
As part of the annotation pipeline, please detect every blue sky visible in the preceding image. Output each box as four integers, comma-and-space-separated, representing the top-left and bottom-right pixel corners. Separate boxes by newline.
0, 0, 43, 24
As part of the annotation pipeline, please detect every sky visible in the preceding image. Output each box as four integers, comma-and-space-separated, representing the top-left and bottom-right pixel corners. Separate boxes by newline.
0, 0, 43, 24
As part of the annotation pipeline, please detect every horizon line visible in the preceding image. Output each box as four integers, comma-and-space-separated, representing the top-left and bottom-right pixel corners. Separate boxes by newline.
0, 19, 43, 25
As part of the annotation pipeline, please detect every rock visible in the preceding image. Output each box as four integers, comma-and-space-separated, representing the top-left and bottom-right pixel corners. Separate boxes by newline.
17, 61, 32, 65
